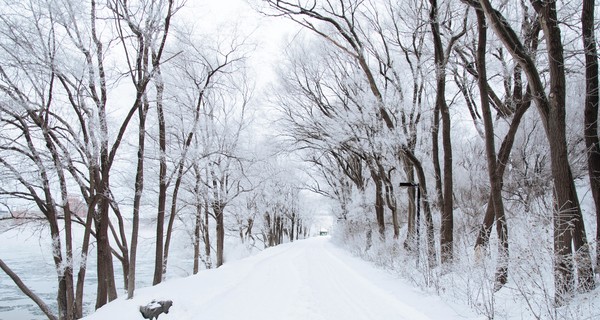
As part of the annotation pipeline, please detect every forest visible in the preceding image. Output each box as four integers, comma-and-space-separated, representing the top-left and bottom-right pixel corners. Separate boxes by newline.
0, 0, 599, 319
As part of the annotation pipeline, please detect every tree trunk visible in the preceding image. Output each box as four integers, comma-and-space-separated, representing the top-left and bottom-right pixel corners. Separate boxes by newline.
163, 172, 183, 275
95, 193, 117, 308
215, 201, 225, 267
373, 173, 386, 240
193, 199, 202, 274
75, 197, 96, 317
403, 160, 417, 248
431, 104, 444, 209
476, 0, 595, 302
475, 9, 508, 291
429, 0, 454, 264
474, 89, 530, 251
401, 148, 437, 266
127, 96, 148, 299
265, 213, 273, 247
533, 0, 595, 301
204, 198, 212, 269
153, 65, 167, 285
582, 0, 600, 275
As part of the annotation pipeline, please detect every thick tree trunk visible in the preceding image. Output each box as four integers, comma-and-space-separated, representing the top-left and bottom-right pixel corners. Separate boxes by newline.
95, 194, 117, 308
372, 172, 386, 240
582, 0, 600, 275
534, 0, 595, 300
476, 0, 595, 303
431, 105, 444, 209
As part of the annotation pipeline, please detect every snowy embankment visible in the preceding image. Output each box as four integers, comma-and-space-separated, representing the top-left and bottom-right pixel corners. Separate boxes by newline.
83, 237, 481, 320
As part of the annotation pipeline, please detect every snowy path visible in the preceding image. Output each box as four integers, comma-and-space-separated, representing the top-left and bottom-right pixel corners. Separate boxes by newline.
84, 237, 480, 320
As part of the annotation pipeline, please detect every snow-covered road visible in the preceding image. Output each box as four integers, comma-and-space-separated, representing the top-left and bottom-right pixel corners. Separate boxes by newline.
84, 237, 480, 320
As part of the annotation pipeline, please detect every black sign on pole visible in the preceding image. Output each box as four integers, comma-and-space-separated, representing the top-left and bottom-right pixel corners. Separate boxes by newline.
399, 182, 420, 253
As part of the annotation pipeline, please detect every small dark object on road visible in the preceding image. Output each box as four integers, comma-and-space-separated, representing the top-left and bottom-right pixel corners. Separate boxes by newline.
139, 300, 173, 320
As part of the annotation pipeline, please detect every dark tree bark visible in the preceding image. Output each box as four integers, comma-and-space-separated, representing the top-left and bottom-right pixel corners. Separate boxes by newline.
428, 0, 465, 264
582, 0, 600, 275
204, 197, 212, 268
401, 147, 437, 267
474, 9, 508, 291
215, 201, 226, 267
128, 94, 148, 298
368, 161, 386, 239
153, 65, 167, 285
476, 0, 595, 303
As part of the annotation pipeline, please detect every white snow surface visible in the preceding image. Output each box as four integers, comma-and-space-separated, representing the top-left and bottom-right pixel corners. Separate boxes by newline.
84, 237, 481, 320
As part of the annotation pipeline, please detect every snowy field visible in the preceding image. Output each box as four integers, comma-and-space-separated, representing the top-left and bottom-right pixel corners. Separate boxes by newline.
82, 236, 482, 320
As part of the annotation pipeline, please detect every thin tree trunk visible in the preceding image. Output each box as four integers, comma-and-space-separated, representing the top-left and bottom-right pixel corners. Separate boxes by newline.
475, 9, 508, 290
153, 63, 167, 285
401, 148, 437, 266
429, 0, 455, 263
127, 96, 148, 299
403, 160, 417, 248
215, 201, 225, 267
204, 198, 212, 269
163, 174, 183, 275
0, 259, 58, 320
193, 201, 201, 274
75, 196, 96, 317
431, 104, 444, 209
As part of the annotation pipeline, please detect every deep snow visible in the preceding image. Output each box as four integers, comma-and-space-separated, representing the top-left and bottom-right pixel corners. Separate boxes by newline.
83, 236, 482, 320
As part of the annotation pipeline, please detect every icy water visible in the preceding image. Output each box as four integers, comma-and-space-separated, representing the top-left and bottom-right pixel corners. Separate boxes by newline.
0, 220, 192, 320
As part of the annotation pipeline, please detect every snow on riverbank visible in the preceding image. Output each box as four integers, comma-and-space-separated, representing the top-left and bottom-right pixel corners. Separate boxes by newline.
83, 237, 481, 320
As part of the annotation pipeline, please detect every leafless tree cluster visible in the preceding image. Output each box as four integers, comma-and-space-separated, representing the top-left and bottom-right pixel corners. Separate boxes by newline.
0, 1, 311, 319
263, 0, 599, 305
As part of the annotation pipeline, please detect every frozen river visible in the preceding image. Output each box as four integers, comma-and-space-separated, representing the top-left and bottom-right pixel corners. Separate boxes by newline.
0, 220, 191, 320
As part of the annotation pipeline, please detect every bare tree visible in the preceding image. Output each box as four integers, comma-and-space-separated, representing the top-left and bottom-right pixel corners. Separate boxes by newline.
473, 0, 595, 303
161, 33, 250, 277
581, 0, 600, 274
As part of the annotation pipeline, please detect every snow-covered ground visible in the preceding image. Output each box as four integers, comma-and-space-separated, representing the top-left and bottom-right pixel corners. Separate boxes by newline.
83, 236, 482, 320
